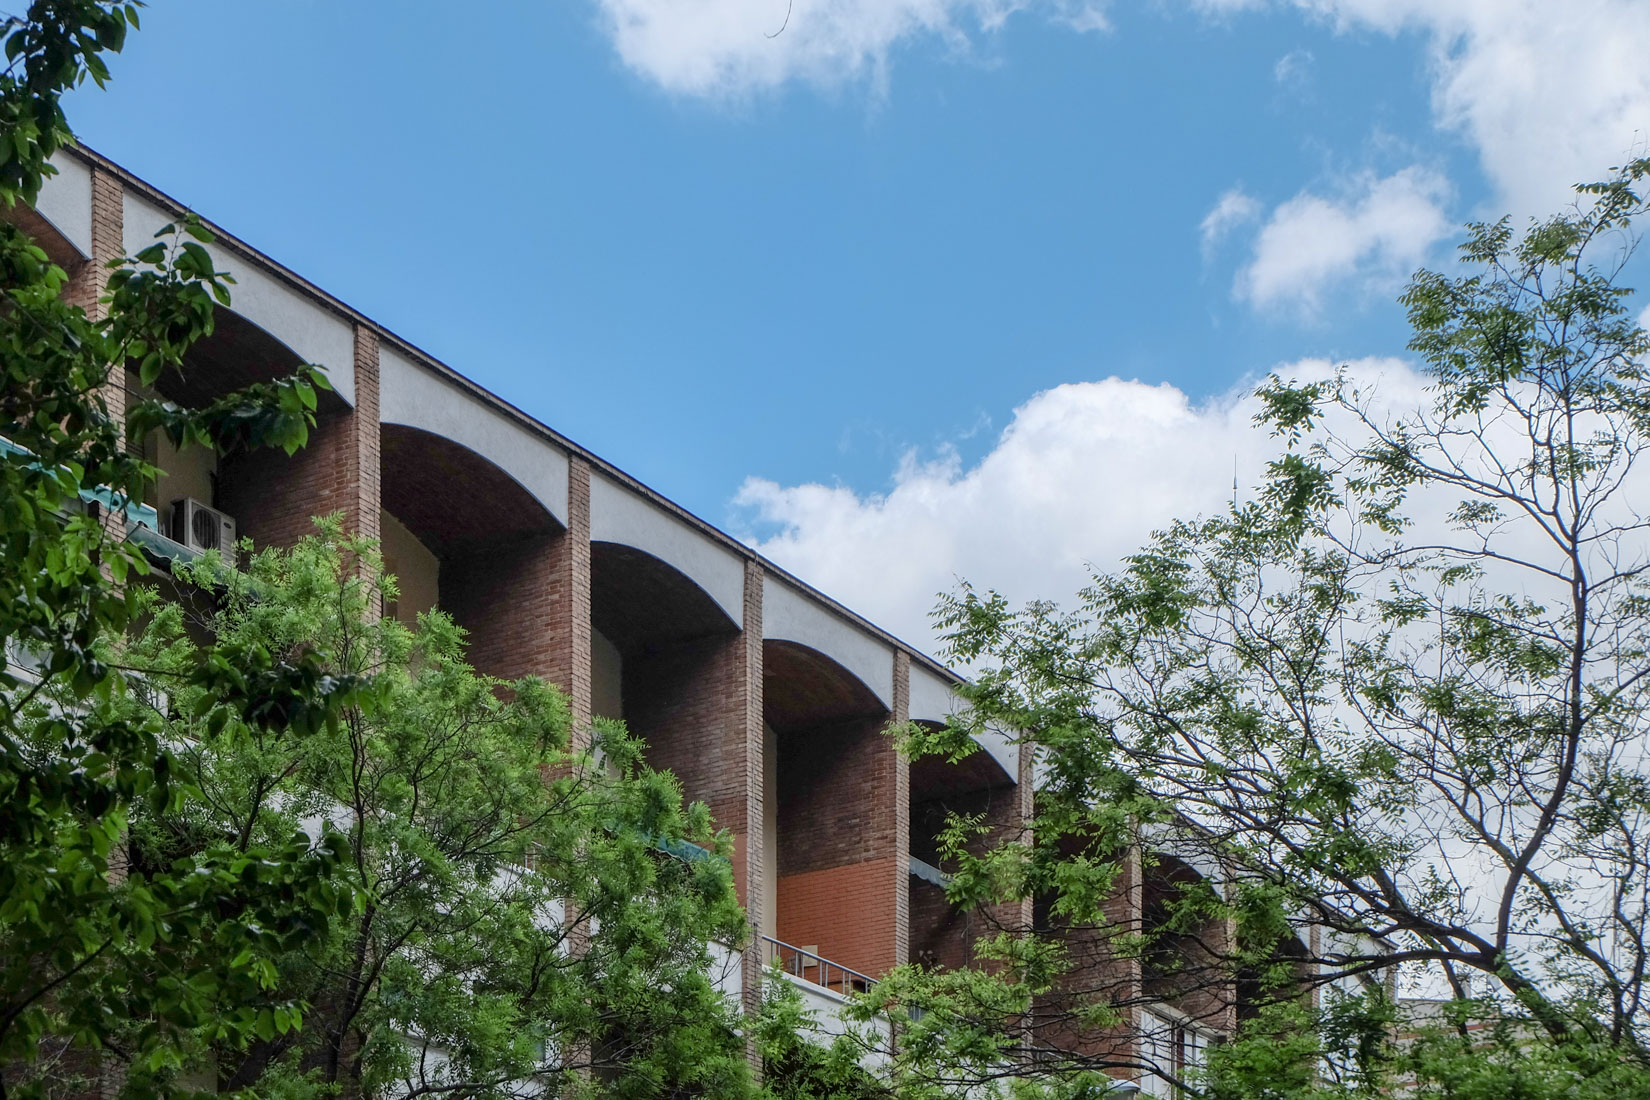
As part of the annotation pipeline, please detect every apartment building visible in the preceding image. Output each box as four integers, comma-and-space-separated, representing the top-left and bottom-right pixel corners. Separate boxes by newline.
18, 145, 1255, 1090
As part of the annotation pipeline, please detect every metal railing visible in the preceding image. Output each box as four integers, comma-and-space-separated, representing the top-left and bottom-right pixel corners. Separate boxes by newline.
762, 935, 878, 996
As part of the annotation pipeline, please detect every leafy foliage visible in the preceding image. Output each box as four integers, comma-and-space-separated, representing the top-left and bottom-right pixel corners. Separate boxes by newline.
0, 6, 357, 1094
891, 160, 1650, 1096
86, 525, 753, 1099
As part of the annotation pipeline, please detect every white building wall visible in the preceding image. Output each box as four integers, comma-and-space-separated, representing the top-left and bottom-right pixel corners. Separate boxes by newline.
122, 191, 358, 406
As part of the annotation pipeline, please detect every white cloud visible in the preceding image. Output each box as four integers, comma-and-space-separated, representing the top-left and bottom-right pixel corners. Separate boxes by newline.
1057, 3, 1109, 33
1200, 187, 1262, 256
594, 0, 1045, 98
1294, 0, 1650, 216
1273, 47, 1314, 88
1234, 166, 1451, 314
734, 359, 1421, 656
595, 0, 1649, 219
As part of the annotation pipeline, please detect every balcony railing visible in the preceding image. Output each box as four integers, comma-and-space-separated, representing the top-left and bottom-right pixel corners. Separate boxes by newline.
762, 935, 878, 996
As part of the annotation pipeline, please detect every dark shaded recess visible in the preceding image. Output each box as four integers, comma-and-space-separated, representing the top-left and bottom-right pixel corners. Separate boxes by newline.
1236, 931, 1313, 1020
162, 308, 348, 414
591, 541, 736, 657
910, 749, 1005, 806
2, 203, 84, 268
763, 640, 886, 733
1142, 851, 1214, 995
380, 423, 560, 559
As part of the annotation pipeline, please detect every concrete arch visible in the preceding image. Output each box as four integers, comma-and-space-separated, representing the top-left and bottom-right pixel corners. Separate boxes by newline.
1139, 826, 1227, 902
379, 344, 568, 527
909, 663, 1017, 787
589, 473, 745, 629
762, 577, 893, 710
591, 541, 738, 656
379, 424, 561, 559
162, 304, 348, 415
122, 189, 358, 405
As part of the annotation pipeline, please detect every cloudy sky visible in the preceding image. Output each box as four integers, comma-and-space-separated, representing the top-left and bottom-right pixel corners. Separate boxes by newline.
68, 0, 1650, 656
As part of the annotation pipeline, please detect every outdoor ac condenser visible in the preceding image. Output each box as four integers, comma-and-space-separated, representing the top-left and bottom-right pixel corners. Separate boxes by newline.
169, 497, 237, 566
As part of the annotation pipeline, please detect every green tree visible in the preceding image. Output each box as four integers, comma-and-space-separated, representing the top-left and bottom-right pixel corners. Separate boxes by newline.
889, 160, 1650, 1097
0, 9, 773, 1097
0, 4, 353, 1095
89, 524, 751, 1099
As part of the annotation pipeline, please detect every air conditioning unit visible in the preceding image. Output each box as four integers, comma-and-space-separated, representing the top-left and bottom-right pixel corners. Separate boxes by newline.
169, 498, 237, 565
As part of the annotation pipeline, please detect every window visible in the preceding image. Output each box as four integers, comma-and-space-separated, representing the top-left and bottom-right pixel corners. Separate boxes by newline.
1138, 1009, 1210, 1098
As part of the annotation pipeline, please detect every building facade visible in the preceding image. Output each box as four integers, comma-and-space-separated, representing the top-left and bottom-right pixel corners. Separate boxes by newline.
19, 145, 1259, 1091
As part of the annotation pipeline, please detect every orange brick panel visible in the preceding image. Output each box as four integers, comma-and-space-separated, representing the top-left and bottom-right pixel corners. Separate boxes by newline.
777, 858, 900, 979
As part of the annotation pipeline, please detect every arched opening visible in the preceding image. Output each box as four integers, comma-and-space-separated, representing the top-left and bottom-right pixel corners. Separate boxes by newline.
127, 308, 354, 562
379, 423, 563, 683
3, 203, 85, 270
1140, 851, 1234, 1041
1236, 928, 1314, 1022
908, 735, 1021, 973
764, 640, 895, 985
590, 541, 744, 861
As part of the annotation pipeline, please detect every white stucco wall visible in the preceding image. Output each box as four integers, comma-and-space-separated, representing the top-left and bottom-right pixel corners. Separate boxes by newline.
782, 974, 892, 1068
709, 940, 743, 1003
123, 191, 358, 406
762, 577, 893, 708
380, 510, 439, 624
37, 152, 91, 256
910, 663, 1018, 784
378, 344, 569, 525
592, 628, 623, 721
588, 473, 744, 629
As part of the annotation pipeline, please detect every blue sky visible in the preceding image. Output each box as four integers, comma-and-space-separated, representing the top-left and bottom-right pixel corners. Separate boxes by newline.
66, 0, 1650, 647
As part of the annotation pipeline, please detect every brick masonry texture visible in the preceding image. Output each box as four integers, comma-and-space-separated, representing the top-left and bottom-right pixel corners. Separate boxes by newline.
909, 782, 1021, 972
775, 703, 905, 978
439, 459, 592, 745
440, 533, 561, 680
909, 877, 970, 972
1033, 844, 1144, 1066
624, 631, 752, 886
891, 651, 911, 969
71, 167, 124, 455
739, 562, 765, 1019
776, 858, 901, 980
34, 148, 1257, 1085
348, 327, 381, 548
217, 325, 381, 553
218, 330, 379, 555
620, 564, 767, 1038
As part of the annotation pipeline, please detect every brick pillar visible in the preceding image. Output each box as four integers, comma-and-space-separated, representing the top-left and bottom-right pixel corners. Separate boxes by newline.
555, 459, 592, 744
65, 166, 124, 447
62, 163, 129, 1100
995, 738, 1036, 936
891, 651, 911, 971
739, 564, 767, 1073
740, 563, 765, 1024
1104, 845, 1144, 1074
974, 739, 1035, 954
217, 323, 382, 553
66, 164, 121, 321
344, 327, 380, 546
